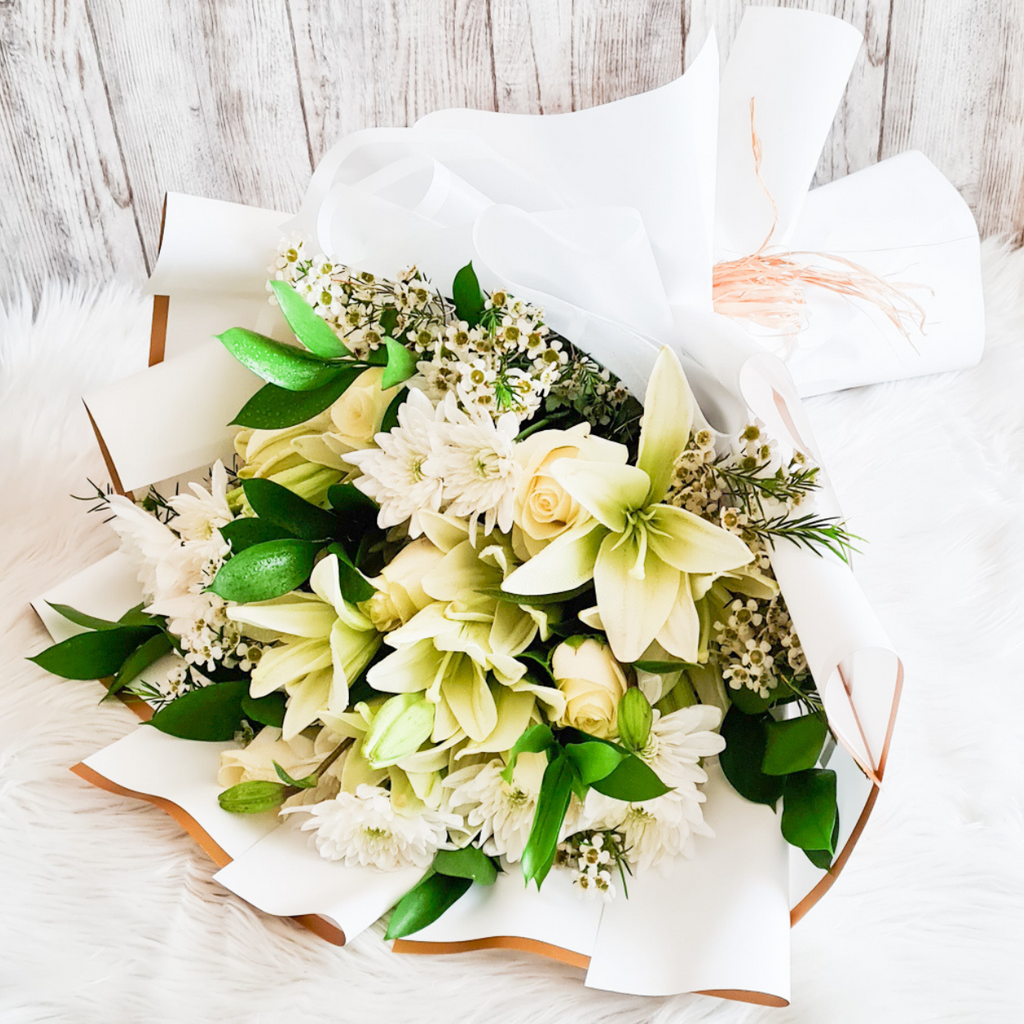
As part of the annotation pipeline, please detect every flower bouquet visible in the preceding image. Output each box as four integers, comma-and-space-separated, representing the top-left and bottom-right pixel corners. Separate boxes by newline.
30, 8, 982, 1005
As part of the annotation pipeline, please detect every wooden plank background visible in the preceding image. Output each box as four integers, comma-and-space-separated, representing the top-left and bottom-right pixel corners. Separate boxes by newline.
1, 0, 1022, 305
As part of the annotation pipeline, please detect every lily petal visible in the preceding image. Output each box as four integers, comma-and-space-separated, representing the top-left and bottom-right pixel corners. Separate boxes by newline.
656, 573, 700, 662
251, 638, 332, 697
227, 594, 335, 638
501, 519, 606, 595
594, 531, 681, 662
550, 459, 650, 529
367, 638, 438, 693
281, 668, 332, 739
637, 347, 693, 503
443, 658, 497, 742
647, 505, 753, 574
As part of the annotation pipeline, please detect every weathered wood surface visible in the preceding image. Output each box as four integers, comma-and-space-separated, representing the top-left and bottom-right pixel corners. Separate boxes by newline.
1, 0, 1022, 305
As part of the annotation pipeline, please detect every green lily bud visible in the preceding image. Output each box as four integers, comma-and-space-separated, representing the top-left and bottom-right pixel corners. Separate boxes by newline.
218, 780, 288, 814
362, 692, 435, 769
617, 688, 653, 752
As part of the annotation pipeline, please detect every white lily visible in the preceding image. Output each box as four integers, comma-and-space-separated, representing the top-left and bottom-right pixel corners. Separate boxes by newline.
502, 347, 754, 663
226, 554, 380, 740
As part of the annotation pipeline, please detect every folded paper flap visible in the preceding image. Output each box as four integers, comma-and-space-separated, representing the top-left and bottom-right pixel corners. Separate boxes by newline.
715, 8, 862, 257
83, 340, 261, 494
213, 817, 421, 942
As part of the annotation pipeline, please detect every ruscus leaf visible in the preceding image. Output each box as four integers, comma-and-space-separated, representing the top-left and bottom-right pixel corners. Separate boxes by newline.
242, 478, 341, 541
589, 753, 671, 802
208, 539, 319, 603
219, 516, 297, 552
781, 769, 838, 854
29, 625, 159, 680
46, 602, 119, 631
719, 707, 785, 808
452, 262, 485, 326
380, 337, 419, 389
218, 327, 343, 392
500, 723, 554, 784
385, 871, 473, 940
241, 691, 288, 728
521, 752, 574, 888
147, 680, 250, 741
433, 847, 498, 886
231, 370, 362, 429
565, 741, 626, 785
105, 632, 174, 698
270, 280, 350, 358
762, 713, 828, 776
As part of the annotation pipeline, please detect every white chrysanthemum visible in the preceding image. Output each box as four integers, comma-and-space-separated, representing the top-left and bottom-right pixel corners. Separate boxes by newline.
428, 393, 520, 537
638, 704, 726, 787
168, 460, 233, 542
444, 754, 545, 863
283, 784, 459, 870
345, 388, 445, 537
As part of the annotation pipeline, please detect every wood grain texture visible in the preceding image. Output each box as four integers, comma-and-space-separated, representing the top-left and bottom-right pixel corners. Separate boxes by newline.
0, 0, 145, 297
84, 0, 314, 270
880, 0, 1024, 243
1, 0, 1022, 306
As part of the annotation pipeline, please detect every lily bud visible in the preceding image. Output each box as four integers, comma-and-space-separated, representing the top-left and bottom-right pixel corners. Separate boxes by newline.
362, 692, 436, 769
617, 688, 653, 752
217, 780, 288, 814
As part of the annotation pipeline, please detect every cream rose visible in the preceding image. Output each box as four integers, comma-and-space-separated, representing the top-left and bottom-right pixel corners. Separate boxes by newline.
551, 637, 629, 739
361, 537, 445, 632
327, 366, 401, 451
513, 424, 628, 554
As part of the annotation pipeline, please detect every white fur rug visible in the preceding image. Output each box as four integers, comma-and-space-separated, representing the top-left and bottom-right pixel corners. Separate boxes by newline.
2, 247, 1024, 1024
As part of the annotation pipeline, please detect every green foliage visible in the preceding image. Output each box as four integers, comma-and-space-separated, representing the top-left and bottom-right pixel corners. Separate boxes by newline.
589, 753, 671, 802
326, 543, 376, 603
147, 680, 250, 741
217, 327, 344, 392
564, 741, 625, 786
241, 691, 288, 729
432, 847, 498, 886
381, 336, 419, 389
781, 769, 838, 855
379, 387, 407, 433
500, 723, 554, 783
385, 871, 473, 940
242, 478, 340, 542
105, 632, 174, 699
208, 539, 319, 603
272, 761, 318, 789
761, 714, 827, 776
719, 707, 785, 808
231, 370, 362, 429
452, 262, 485, 327
46, 602, 119, 631
29, 625, 160, 680
521, 753, 574, 888
270, 280, 350, 358
219, 516, 296, 553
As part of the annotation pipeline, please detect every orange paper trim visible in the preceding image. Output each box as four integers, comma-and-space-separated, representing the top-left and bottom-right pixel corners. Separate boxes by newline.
149, 295, 169, 366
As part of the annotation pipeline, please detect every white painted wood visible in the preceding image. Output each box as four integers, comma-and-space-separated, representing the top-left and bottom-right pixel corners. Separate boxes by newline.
0, 0, 145, 297
880, 0, 1024, 242
0, 0, 1021, 306
84, 0, 314, 270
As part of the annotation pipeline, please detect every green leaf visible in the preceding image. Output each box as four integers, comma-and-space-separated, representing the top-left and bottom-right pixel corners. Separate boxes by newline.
326, 543, 376, 603
730, 683, 776, 715
433, 847, 498, 886
219, 516, 297, 553
29, 625, 159, 680
589, 753, 671, 802
218, 780, 288, 814
231, 370, 362, 429
241, 691, 287, 728
633, 659, 693, 675
46, 602, 119, 631
804, 815, 841, 870
781, 769, 838, 854
564, 741, 626, 785
719, 707, 784, 808
218, 327, 343, 392
270, 280, 350, 358
242, 478, 340, 541
147, 679, 250, 741
380, 337, 419, 389
326, 484, 381, 546
522, 753, 574, 888
272, 760, 318, 788
379, 387, 407, 433
208, 539, 319, 603
489, 581, 594, 606
106, 632, 174, 698
452, 262, 485, 326
117, 604, 162, 628
385, 871, 473, 940
762, 714, 828, 776
379, 307, 399, 337
500, 723, 554, 784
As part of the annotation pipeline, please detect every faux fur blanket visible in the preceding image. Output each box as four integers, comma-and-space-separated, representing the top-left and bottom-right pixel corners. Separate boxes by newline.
2, 243, 1023, 1022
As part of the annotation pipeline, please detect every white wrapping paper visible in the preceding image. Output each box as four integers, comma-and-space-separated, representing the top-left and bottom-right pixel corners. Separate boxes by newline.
46, 6, 982, 998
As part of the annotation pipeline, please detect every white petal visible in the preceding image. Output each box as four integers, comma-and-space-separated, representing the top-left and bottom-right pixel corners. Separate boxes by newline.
647, 505, 753, 574
550, 459, 649, 529
636, 347, 693, 504
501, 520, 606, 596
656, 574, 700, 662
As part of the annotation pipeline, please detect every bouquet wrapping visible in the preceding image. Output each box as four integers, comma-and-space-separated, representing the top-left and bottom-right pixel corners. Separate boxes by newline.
31, 8, 983, 1004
